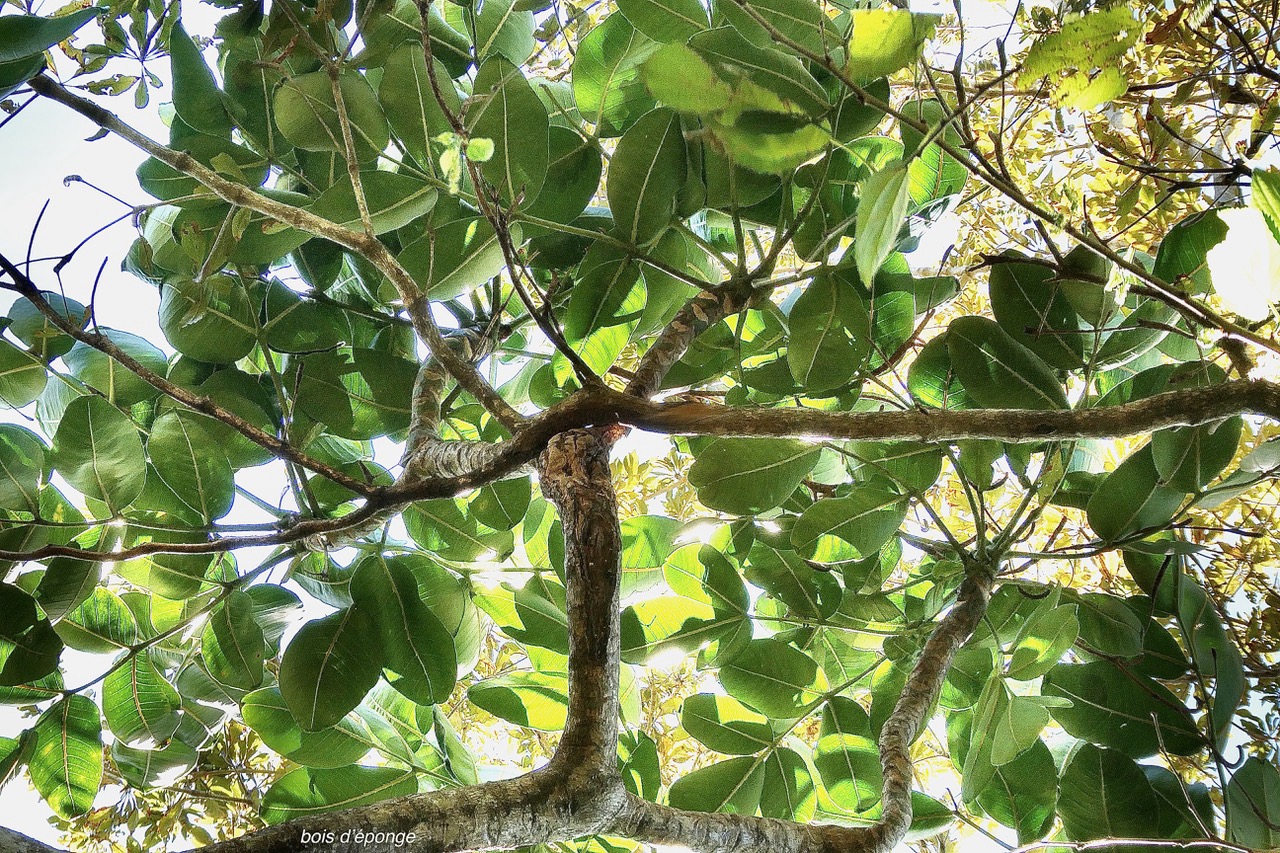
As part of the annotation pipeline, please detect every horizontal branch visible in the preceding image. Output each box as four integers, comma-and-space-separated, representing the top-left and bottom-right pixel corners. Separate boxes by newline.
599, 381, 1280, 444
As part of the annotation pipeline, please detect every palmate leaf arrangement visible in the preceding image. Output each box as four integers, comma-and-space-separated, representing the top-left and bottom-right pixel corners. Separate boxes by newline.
0, 0, 1279, 850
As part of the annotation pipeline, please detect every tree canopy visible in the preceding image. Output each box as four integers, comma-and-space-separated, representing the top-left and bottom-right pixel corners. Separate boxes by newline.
0, 0, 1278, 851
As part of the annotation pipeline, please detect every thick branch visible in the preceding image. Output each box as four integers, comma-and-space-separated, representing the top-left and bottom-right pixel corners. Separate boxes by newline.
626, 283, 753, 400
599, 381, 1280, 444
25, 73, 523, 432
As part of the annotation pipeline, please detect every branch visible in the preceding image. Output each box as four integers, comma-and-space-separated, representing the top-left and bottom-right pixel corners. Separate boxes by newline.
598, 380, 1280, 444
0, 253, 374, 495
25, 73, 524, 433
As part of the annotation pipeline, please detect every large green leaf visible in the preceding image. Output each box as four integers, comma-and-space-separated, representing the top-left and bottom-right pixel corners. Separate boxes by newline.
28, 695, 102, 818
786, 274, 872, 392
1042, 661, 1203, 758
308, 172, 438, 235
378, 44, 460, 167
169, 21, 231, 137
854, 162, 911, 284
241, 687, 371, 768
273, 71, 389, 160
103, 650, 182, 747
201, 591, 266, 691
50, 396, 146, 512
572, 16, 660, 137
946, 316, 1069, 410
607, 107, 686, 245
681, 693, 775, 755
988, 255, 1088, 370
974, 738, 1057, 843
147, 410, 235, 522
1227, 757, 1280, 848
815, 731, 881, 813
791, 488, 908, 560
667, 755, 764, 815
404, 498, 515, 562
0, 8, 100, 63
0, 425, 44, 513
468, 671, 568, 730
111, 738, 198, 790
845, 10, 938, 81
279, 607, 383, 731
0, 583, 62, 686
719, 637, 827, 718
1058, 744, 1158, 840
468, 57, 549, 204
1086, 444, 1185, 541
260, 766, 416, 824
0, 339, 46, 408
688, 438, 820, 515
616, 0, 708, 42
350, 556, 457, 704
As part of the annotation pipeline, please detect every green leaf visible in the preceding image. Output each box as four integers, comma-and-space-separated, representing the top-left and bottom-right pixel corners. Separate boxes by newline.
618, 729, 660, 800
792, 489, 908, 561
719, 637, 827, 718
573, 15, 660, 137
241, 687, 371, 768
6, 291, 87, 361
54, 587, 137, 653
169, 22, 231, 137
0, 338, 46, 408
616, 0, 708, 42
147, 410, 235, 522
158, 274, 256, 364
668, 755, 764, 815
460, 0, 534, 64
279, 607, 383, 731
688, 438, 820, 515
405, 498, 515, 562
34, 558, 99, 623
815, 732, 881, 813
201, 591, 266, 691
50, 396, 146, 512
1042, 661, 1203, 758
0, 583, 62, 686
400, 217, 518, 301
607, 107, 686, 245
975, 738, 1058, 843
62, 330, 168, 407
0, 424, 44, 512
467, 57, 549, 204
28, 695, 102, 818
378, 44, 461, 167
759, 746, 815, 821
1005, 603, 1077, 680
908, 333, 975, 409
350, 556, 457, 704
845, 10, 939, 82
1073, 592, 1143, 659
260, 766, 416, 824
988, 255, 1088, 370
786, 274, 872, 392
0, 8, 100, 63
681, 693, 775, 755
1058, 744, 1158, 840
112, 738, 198, 790
273, 71, 390, 160
716, 0, 832, 55
470, 477, 532, 530
1227, 757, 1280, 848
854, 162, 911, 283
1252, 167, 1280, 244
1019, 6, 1142, 109
308, 172, 438, 234
103, 650, 181, 748
295, 348, 418, 440
1086, 444, 1184, 541
946, 315, 1069, 410
468, 671, 568, 730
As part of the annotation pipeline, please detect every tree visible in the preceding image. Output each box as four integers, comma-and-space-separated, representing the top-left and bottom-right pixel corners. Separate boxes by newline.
0, 0, 1278, 851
